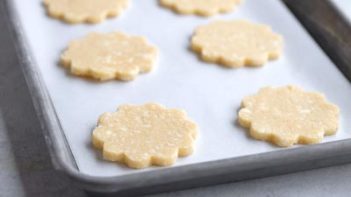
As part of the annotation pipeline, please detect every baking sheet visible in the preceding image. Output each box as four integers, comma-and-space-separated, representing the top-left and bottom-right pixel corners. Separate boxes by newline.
12, 0, 351, 177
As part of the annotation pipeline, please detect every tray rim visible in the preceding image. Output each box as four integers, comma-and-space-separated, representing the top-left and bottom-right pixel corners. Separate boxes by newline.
4, 0, 351, 194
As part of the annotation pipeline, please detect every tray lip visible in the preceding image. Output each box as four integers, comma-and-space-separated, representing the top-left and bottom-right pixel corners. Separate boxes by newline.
5, 0, 351, 193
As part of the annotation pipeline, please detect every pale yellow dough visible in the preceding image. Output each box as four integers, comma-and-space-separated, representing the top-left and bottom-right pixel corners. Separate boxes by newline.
160, 0, 242, 16
61, 32, 158, 81
92, 103, 198, 169
238, 86, 339, 147
43, 0, 129, 24
191, 20, 283, 68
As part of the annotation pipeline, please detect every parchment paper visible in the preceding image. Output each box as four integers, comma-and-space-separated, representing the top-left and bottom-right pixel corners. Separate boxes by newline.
13, 0, 351, 177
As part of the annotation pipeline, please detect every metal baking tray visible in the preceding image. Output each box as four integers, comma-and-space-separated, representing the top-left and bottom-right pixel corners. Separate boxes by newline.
3, 0, 351, 196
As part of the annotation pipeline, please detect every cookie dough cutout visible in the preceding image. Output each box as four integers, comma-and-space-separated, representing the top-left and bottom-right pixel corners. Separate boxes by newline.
160, 0, 242, 16
92, 103, 198, 169
238, 86, 339, 147
61, 32, 158, 81
191, 20, 283, 68
43, 0, 129, 24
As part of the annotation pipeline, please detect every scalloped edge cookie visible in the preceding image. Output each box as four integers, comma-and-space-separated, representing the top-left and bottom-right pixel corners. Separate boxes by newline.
238, 86, 340, 147
61, 32, 158, 81
43, 0, 130, 24
191, 20, 283, 68
160, 0, 242, 16
92, 103, 198, 169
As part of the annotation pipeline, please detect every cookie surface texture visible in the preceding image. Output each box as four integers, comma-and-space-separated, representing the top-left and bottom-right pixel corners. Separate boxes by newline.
191, 20, 283, 67
43, 0, 129, 24
92, 103, 198, 169
238, 86, 339, 147
61, 32, 158, 81
160, 0, 242, 16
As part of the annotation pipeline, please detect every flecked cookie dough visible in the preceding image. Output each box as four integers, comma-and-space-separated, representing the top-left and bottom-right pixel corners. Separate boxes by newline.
160, 0, 242, 16
92, 103, 198, 169
191, 20, 283, 68
43, 0, 129, 24
238, 86, 339, 147
61, 32, 158, 81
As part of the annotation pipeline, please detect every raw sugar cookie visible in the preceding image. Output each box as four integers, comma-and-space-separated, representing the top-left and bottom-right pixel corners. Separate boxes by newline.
43, 0, 129, 24
238, 86, 339, 147
191, 20, 283, 67
160, 0, 242, 16
92, 103, 198, 169
61, 32, 158, 81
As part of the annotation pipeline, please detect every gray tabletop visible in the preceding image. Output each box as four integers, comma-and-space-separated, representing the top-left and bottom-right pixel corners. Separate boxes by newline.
1, 3, 351, 197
